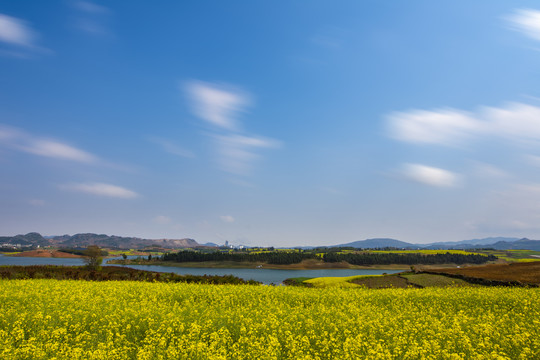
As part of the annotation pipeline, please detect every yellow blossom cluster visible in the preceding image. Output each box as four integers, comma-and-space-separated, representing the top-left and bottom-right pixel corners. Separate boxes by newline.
0, 280, 538, 359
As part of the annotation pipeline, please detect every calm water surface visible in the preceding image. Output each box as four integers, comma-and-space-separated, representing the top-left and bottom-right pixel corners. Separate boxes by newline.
0, 254, 85, 266
0, 255, 400, 284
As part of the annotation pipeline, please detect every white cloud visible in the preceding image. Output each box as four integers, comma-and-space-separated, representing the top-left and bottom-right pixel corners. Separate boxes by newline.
185, 81, 250, 131
153, 215, 172, 224
220, 215, 235, 223
184, 80, 281, 176
387, 108, 480, 146
62, 182, 138, 198
401, 163, 461, 188
387, 102, 540, 146
483, 102, 540, 142
20, 139, 96, 163
0, 124, 97, 163
506, 9, 540, 41
0, 14, 36, 47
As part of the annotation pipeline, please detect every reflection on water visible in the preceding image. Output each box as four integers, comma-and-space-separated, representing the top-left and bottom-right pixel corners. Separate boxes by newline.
0, 255, 400, 284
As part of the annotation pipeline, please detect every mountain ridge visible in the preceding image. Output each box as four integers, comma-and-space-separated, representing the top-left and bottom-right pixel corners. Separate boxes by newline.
2, 233, 540, 251
329, 237, 536, 250
1, 232, 200, 250
331, 238, 423, 249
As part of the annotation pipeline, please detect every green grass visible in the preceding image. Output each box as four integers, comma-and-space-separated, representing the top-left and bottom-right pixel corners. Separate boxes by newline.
282, 277, 314, 287
106, 249, 166, 256
302, 273, 477, 289
473, 249, 540, 262
348, 274, 412, 288
304, 275, 372, 288
402, 273, 474, 287
369, 249, 484, 255
305, 274, 413, 289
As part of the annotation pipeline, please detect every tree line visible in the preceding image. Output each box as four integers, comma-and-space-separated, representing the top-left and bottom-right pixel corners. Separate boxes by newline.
161, 250, 317, 265
161, 250, 496, 265
323, 252, 497, 265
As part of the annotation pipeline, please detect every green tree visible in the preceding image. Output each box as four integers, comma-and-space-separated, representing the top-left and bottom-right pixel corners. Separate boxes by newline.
84, 245, 103, 270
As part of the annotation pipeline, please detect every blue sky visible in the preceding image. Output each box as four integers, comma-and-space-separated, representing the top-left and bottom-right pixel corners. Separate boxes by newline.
2, 1, 540, 246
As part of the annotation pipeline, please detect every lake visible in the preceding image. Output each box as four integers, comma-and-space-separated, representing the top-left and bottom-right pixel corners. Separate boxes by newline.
0, 255, 400, 284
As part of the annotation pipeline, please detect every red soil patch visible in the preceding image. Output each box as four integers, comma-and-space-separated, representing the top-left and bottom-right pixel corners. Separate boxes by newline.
428, 261, 540, 285
12, 250, 82, 258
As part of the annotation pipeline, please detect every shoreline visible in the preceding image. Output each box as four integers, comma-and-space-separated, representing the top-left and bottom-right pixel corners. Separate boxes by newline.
2, 250, 82, 258
106, 259, 414, 270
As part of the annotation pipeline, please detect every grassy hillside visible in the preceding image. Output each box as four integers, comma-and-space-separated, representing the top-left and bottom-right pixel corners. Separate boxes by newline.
300, 273, 473, 289
426, 261, 540, 285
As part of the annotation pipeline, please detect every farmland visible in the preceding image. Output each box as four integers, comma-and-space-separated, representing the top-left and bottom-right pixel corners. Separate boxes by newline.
475, 249, 540, 262
289, 273, 474, 289
112, 248, 497, 270
425, 261, 540, 285
294, 261, 540, 289
0, 280, 539, 359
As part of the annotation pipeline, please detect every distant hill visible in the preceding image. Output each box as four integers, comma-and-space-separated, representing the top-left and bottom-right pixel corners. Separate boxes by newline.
4, 232, 540, 251
0, 232, 49, 247
331, 238, 422, 249
490, 238, 540, 251
328, 237, 538, 250
203, 242, 220, 247
0, 232, 200, 250
424, 237, 521, 249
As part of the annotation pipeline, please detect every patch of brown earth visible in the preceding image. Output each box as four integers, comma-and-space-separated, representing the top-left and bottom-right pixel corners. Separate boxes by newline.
428, 261, 540, 285
12, 250, 82, 258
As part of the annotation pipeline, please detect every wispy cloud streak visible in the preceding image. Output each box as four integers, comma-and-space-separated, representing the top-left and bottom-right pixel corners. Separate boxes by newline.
213, 134, 279, 175
0, 14, 36, 47
0, 124, 97, 163
184, 80, 280, 176
61, 182, 138, 198
0, 13, 49, 57
220, 215, 235, 223
185, 81, 249, 131
387, 102, 540, 146
506, 9, 540, 41
401, 163, 461, 188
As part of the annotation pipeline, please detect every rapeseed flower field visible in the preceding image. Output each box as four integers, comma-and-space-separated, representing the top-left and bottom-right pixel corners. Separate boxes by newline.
0, 279, 538, 359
